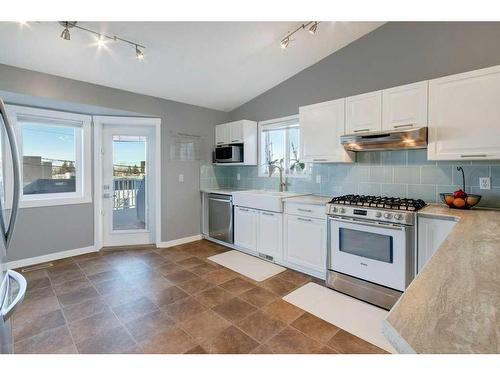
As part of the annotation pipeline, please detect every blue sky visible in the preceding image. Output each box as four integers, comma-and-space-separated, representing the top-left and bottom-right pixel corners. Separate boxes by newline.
22, 123, 146, 166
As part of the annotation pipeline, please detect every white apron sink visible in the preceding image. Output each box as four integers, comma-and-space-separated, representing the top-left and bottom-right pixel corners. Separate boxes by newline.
232, 190, 308, 212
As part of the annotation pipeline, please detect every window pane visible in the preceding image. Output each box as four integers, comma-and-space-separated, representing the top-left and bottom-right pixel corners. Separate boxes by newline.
21, 123, 77, 195
261, 128, 285, 176
112, 135, 147, 231
288, 127, 305, 175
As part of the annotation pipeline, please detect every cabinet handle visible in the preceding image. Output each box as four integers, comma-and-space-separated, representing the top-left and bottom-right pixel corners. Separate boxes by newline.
460, 154, 487, 158
239, 208, 249, 212
393, 124, 414, 129
297, 217, 312, 222
261, 212, 274, 216
297, 208, 313, 212
313, 158, 328, 162
353, 128, 370, 133
231, 140, 240, 143
216, 141, 224, 144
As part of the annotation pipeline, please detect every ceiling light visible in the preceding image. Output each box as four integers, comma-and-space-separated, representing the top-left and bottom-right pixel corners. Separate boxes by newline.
308, 22, 318, 35
280, 37, 290, 50
136, 45, 144, 60
18, 21, 28, 27
96, 36, 106, 48
59, 21, 76, 41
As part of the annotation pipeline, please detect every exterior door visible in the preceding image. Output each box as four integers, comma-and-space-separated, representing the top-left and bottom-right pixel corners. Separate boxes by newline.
102, 125, 156, 247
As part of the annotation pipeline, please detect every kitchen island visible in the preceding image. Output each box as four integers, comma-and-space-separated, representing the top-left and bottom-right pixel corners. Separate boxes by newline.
383, 204, 500, 353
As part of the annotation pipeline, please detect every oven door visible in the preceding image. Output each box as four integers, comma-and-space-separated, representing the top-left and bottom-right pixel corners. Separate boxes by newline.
328, 216, 411, 291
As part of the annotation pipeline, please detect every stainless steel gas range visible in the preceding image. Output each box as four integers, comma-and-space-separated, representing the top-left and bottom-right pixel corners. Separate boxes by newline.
325, 195, 426, 310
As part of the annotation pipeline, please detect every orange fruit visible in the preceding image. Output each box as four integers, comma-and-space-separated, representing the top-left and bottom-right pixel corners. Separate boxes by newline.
444, 195, 454, 205
453, 198, 466, 208
466, 196, 478, 206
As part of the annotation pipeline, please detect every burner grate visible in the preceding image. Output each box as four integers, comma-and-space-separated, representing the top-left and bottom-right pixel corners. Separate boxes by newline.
329, 194, 426, 211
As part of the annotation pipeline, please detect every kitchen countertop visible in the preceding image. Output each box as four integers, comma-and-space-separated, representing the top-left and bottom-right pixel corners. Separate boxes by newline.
200, 188, 249, 195
283, 195, 331, 206
383, 204, 500, 353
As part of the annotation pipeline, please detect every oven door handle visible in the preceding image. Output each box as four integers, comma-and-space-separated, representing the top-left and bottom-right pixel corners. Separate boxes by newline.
328, 215, 407, 231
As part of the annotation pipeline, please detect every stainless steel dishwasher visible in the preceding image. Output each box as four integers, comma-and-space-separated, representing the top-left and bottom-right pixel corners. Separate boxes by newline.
208, 193, 234, 244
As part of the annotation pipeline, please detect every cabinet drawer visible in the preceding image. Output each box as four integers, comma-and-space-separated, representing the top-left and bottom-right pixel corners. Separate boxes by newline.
284, 202, 327, 219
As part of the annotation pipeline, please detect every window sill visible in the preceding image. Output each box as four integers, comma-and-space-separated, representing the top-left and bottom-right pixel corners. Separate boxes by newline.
19, 195, 92, 209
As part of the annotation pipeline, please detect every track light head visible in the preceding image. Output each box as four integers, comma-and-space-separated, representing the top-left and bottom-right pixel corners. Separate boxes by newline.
308, 22, 318, 35
136, 45, 144, 60
59, 21, 76, 41
280, 37, 290, 49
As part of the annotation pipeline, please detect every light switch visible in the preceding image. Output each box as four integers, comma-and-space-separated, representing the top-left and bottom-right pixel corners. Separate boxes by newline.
479, 177, 491, 190
179, 174, 184, 183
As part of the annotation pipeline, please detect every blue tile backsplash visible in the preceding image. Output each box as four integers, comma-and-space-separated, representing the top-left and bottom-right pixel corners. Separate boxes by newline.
200, 149, 500, 208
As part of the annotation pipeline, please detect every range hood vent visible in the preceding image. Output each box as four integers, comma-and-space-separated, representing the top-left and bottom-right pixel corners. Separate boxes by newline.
340, 126, 428, 152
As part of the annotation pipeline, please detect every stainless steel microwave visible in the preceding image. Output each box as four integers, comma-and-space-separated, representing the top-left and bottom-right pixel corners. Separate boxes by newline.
215, 144, 243, 163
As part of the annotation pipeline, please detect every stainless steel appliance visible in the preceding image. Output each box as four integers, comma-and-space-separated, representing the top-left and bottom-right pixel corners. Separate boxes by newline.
0, 98, 26, 354
340, 126, 427, 152
214, 144, 243, 163
208, 193, 234, 244
326, 195, 426, 310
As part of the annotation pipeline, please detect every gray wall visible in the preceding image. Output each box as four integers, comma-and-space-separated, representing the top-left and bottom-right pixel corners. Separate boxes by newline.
230, 22, 500, 121
0, 64, 229, 262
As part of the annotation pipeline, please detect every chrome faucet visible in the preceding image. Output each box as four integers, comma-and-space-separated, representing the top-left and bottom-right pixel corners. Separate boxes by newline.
276, 164, 287, 192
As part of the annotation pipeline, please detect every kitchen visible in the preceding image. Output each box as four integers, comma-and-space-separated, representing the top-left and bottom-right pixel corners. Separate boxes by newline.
0, 5, 499, 371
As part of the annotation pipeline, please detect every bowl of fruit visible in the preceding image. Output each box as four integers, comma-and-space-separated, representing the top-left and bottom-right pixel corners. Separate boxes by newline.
440, 167, 482, 209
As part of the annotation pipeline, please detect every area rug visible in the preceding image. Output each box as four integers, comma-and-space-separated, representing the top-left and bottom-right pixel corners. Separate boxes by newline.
208, 250, 286, 282
283, 282, 396, 353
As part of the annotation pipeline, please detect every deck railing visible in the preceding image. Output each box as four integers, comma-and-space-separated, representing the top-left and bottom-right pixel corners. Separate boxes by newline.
113, 178, 144, 210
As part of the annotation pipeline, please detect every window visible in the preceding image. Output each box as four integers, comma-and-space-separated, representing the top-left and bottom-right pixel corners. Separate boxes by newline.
7, 105, 92, 208
258, 115, 306, 177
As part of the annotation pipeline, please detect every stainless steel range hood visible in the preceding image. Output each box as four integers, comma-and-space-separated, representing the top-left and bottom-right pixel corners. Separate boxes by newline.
340, 126, 428, 152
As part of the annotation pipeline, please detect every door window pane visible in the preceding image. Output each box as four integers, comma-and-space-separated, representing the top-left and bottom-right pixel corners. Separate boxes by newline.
112, 135, 147, 231
339, 228, 393, 263
21, 123, 77, 195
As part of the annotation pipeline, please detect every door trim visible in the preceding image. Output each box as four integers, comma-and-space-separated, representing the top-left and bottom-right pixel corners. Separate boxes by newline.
93, 116, 162, 250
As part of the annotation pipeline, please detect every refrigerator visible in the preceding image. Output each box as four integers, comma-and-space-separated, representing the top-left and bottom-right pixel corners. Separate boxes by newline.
0, 98, 27, 354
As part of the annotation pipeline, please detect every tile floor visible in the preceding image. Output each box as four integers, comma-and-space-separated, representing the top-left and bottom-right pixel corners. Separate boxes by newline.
12, 240, 387, 354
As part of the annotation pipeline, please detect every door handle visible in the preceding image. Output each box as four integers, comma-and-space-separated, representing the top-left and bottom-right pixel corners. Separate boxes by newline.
1, 270, 27, 321
0, 98, 21, 249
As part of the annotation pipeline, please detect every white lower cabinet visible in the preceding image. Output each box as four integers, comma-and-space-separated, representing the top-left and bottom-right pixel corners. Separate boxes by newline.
257, 211, 283, 261
417, 216, 457, 273
284, 214, 327, 279
234, 206, 258, 253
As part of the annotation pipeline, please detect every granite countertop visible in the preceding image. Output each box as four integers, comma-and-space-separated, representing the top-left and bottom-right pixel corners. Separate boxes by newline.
283, 195, 332, 206
383, 204, 500, 353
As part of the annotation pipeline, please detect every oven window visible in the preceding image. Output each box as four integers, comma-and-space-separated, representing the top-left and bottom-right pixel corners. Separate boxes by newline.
339, 228, 393, 263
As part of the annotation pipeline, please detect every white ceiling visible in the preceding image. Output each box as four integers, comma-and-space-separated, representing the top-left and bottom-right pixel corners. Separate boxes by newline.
0, 22, 384, 111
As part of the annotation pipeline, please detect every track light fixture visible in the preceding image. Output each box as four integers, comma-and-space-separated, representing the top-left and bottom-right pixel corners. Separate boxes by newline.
58, 21, 146, 60
280, 21, 320, 49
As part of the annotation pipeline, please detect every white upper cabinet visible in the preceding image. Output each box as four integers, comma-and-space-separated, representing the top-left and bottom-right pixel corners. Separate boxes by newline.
345, 91, 382, 134
228, 122, 244, 144
299, 99, 353, 163
382, 81, 428, 131
215, 123, 229, 145
428, 65, 500, 160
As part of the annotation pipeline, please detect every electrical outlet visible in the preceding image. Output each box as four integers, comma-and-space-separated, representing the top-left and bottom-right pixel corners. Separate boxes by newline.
316, 175, 321, 184
479, 177, 491, 190
179, 174, 184, 183
237, 173, 241, 181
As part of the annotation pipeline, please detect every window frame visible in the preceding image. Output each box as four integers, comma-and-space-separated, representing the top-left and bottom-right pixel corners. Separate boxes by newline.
6, 105, 92, 208
258, 114, 308, 178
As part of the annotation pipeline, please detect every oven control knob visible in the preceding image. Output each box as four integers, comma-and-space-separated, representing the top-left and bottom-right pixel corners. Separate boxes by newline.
375, 212, 382, 218
394, 213, 403, 221
339, 207, 346, 214
332, 207, 338, 213
383, 212, 392, 219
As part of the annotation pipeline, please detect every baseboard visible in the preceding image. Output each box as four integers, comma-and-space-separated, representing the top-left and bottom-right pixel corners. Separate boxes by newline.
156, 234, 202, 248
3, 245, 97, 270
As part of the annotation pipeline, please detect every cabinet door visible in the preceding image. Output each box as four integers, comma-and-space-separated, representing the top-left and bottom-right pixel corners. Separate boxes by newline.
234, 207, 257, 252
215, 124, 229, 145
284, 215, 326, 278
428, 65, 500, 160
300, 99, 352, 163
417, 216, 456, 273
346, 91, 382, 134
257, 211, 283, 261
229, 121, 244, 144
382, 81, 428, 131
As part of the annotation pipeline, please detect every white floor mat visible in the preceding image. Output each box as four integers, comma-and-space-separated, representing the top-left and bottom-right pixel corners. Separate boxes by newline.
283, 282, 395, 353
208, 250, 286, 282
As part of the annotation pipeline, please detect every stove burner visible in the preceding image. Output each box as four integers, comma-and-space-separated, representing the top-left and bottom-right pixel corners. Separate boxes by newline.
328, 194, 426, 211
